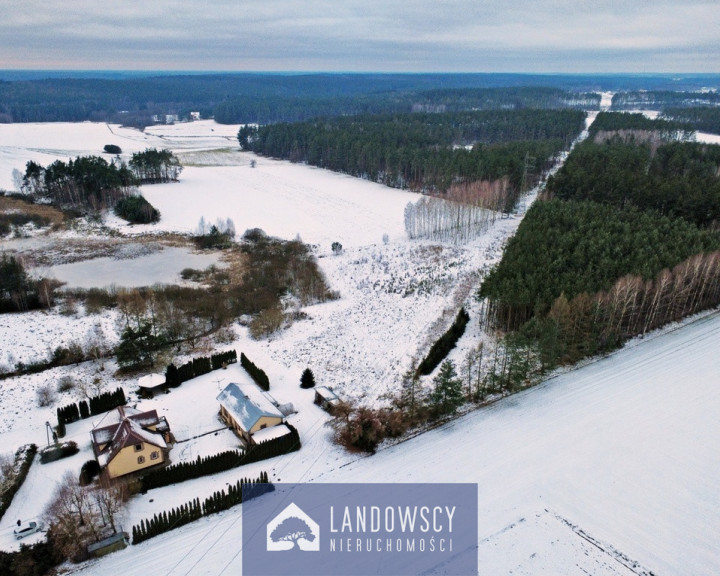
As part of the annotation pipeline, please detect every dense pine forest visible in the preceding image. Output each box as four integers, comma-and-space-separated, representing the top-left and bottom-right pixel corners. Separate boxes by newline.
546, 114, 720, 227
244, 109, 586, 204
479, 112, 720, 371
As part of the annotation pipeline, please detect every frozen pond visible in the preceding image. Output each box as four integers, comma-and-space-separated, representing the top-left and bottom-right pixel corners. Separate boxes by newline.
42, 246, 223, 289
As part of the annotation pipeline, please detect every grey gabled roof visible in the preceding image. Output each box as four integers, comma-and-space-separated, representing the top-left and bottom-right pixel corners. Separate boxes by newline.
217, 382, 284, 432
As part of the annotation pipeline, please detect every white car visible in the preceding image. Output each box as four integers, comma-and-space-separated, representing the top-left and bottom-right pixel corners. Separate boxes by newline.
14, 520, 43, 540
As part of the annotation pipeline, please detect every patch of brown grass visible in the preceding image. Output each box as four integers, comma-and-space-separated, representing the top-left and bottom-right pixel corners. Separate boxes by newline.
0, 196, 65, 226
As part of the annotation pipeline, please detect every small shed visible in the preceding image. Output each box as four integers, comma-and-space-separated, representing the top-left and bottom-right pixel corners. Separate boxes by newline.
314, 386, 340, 411
138, 374, 166, 397
88, 532, 129, 558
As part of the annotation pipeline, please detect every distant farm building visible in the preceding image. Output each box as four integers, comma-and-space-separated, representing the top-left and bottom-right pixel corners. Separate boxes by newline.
217, 382, 285, 445
91, 406, 172, 479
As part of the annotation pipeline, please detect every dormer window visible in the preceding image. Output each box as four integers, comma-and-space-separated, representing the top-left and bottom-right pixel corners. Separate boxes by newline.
134, 443, 143, 452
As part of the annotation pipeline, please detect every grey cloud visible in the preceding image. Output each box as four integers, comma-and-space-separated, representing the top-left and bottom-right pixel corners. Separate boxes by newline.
1, 0, 718, 72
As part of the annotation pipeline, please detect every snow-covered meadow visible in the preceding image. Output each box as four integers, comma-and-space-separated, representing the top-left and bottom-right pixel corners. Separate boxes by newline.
0, 116, 719, 575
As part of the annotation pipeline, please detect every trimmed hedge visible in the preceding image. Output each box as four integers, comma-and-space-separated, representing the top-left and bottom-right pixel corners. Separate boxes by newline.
132, 473, 272, 545
240, 352, 270, 391
0, 444, 37, 523
416, 308, 470, 376
57, 387, 126, 428
140, 424, 300, 492
165, 349, 237, 388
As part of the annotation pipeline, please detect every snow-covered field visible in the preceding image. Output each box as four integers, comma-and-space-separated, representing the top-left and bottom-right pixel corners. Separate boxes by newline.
0, 116, 719, 575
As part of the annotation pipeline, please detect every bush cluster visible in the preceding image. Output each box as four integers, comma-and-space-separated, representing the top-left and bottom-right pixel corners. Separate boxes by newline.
132, 473, 272, 545
416, 308, 470, 376
39, 441, 79, 464
164, 349, 238, 388
0, 537, 60, 576
240, 352, 270, 391
114, 195, 160, 224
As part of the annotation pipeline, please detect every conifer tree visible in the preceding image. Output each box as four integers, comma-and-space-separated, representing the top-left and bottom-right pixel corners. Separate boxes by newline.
300, 367, 316, 389
429, 360, 464, 416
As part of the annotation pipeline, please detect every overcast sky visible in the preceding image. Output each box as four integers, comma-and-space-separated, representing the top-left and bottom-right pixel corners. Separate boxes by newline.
1, 0, 718, 73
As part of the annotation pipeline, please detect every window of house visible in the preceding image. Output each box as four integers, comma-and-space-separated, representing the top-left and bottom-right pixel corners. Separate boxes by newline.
137, 455, 145, 464
150, 451, 159, 460
134, 443, 143, 452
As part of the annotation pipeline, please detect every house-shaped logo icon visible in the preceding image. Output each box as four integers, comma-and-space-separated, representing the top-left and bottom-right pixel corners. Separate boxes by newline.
266, 502, 320, 551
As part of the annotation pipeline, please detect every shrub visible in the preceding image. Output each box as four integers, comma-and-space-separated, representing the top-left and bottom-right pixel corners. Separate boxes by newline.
51, 342, 85, 365
114, 195, 160, 224
39, 441, 78, 464
242, 227, 267, 242
56, 375, 75, 393
103, 144, 122, 154
79, 459, 101, 485
249, 307, 284, 339
36, 383, 57, 407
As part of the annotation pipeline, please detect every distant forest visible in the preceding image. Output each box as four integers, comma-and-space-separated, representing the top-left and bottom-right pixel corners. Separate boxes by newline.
612, 90, 720, 110
0, 72, 717, 127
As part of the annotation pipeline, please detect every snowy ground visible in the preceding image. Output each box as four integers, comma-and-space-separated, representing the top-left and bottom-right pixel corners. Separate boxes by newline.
57, 308, 720, 576
1, 115, 719, 574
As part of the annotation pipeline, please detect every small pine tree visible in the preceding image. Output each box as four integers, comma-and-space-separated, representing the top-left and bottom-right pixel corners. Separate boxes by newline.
300, 368, 316, 389
430, 360, 464, 416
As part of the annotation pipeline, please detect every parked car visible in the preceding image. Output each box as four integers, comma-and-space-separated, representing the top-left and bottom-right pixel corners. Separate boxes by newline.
14, 520, 43, 540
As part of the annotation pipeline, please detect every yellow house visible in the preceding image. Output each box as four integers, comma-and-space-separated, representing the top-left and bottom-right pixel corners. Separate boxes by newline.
92, 406, 171, 479
217, 382, 284, 444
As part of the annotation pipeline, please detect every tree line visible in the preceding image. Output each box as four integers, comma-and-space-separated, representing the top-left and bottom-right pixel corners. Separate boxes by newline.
0, 253, 57, 313
244, 109, 585, 196
662, 107, 720, 135
611, 90, 720, 111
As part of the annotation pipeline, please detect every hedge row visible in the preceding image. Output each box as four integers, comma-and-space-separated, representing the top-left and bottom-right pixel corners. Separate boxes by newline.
0, 444, 37, 523
140, 425, 300, 492
164, 349, 238, 388
132, 473, 272, 545
416, 308, 470, 376
56, 387, 126, 428
141, 450, 245, 492
242, 423, 301, 465
240, 352, 270, 391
